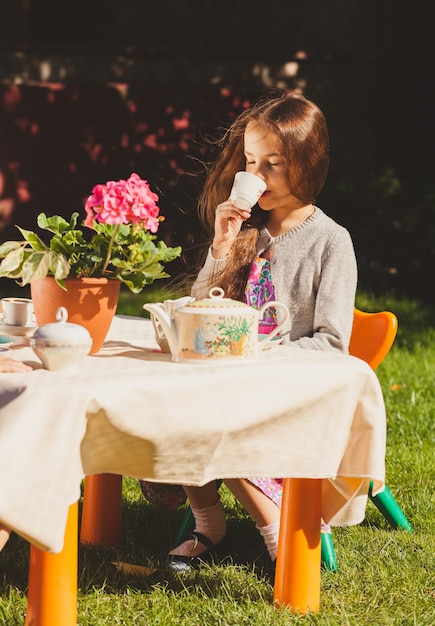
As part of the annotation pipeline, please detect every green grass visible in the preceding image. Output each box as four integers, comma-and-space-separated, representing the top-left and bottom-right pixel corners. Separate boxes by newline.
0, 288, 434, 624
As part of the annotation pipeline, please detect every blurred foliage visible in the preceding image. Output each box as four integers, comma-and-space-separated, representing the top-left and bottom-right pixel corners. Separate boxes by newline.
0, 0, 433, 303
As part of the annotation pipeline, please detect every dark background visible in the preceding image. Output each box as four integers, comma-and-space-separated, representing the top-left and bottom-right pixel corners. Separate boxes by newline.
1, 0, 434, 302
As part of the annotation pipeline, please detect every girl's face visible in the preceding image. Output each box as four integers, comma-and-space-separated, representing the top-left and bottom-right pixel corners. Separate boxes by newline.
243, 122, 292, 212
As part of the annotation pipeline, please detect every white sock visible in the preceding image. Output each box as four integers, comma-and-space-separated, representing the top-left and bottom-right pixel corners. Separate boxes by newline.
169, 498, 227, 557
256, 520, 280, 561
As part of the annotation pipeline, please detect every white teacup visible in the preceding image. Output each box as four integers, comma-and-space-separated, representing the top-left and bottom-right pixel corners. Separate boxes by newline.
230, 171, 267, 211
1, 297, 34, 326
149, 296, 195, 353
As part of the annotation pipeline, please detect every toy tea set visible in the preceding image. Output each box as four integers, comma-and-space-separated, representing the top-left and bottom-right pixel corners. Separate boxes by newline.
32, 286, 289, 369
2, 285, 289, 370
30, 306, 92, 371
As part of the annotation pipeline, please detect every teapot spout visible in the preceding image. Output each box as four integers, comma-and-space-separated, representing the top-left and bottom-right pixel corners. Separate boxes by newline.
143, 303, 178, 355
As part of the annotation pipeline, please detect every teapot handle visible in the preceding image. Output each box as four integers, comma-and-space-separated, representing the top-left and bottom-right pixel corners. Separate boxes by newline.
257, 301, 290, 351
149, 302, 167, 341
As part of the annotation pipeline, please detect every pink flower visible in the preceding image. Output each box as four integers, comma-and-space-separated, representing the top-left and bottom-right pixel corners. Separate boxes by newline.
84, 173, 161, 232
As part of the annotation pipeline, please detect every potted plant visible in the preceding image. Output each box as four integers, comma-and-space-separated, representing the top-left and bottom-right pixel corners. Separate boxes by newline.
0, 173, 182, 352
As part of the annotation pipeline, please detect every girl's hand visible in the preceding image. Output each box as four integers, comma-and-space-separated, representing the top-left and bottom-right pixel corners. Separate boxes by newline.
0, 357, 33, 373
211, 199, 251, 258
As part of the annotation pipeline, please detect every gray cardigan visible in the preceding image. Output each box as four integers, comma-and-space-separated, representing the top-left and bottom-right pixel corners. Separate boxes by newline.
191, 207, 358, 353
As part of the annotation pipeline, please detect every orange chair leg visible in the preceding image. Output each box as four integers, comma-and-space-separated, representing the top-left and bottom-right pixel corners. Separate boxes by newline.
273, 478, 322, 613
80, 473, 123, 546
25, 501, 78, 626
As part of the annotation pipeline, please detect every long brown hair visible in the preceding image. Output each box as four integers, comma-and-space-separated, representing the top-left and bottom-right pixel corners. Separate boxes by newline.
194, 89, 329, 300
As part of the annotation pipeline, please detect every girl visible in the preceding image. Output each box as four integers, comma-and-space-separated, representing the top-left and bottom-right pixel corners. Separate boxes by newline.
166, 89, 358, 571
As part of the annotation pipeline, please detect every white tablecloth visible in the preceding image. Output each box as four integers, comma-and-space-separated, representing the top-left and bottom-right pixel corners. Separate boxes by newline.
0, 315, 386, 552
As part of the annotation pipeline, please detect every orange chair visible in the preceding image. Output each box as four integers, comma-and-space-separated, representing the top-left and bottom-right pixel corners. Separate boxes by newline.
320, 309, 412, 569
79, 309, 412, 564
349, 310, 412, 532
350, 308, 398, 370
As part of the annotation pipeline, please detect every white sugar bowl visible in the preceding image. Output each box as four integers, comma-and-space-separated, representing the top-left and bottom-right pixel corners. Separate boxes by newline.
30, 306, 92, 371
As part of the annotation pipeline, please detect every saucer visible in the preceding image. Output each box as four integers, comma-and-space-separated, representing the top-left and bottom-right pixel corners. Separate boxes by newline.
258, 333, 282, 350
0, 316, 37, 337
0, 335, 14, 344
0, 335, 14, 350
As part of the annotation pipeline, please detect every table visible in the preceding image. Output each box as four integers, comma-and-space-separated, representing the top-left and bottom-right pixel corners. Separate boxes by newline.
0, 315, 386, 623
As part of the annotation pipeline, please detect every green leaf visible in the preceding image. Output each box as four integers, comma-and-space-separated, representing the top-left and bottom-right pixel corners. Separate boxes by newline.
0, 241, 22, 258
16, 227, 48, 250
19, 252, 51, 284
157, 241, 182, 263
119, 275, 145, 294
49, 252, 71, 280
0, 247, 26, 275
37, 213, 80, 234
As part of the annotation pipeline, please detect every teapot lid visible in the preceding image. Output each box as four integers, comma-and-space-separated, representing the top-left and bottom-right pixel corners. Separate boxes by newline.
183, 287, 250, 310
33, 307, 91, 342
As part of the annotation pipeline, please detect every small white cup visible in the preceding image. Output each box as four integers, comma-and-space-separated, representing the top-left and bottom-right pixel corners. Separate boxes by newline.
1, 297, 34, 326
230, 171, 267, 210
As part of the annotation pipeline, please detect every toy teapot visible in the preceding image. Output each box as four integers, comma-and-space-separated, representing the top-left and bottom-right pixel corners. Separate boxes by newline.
30, 306, 92, 371
143, 287, 290, 363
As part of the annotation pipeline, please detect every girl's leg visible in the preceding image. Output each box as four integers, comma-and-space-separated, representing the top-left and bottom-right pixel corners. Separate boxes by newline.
224, 478, 280, 526
167, 478, 281, 566
168, 482, 226, 561
184, 482, 220, 510
224, 478, 280, 561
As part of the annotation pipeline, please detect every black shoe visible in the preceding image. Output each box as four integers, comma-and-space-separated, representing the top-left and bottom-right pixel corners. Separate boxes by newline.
164, 532, 221, 573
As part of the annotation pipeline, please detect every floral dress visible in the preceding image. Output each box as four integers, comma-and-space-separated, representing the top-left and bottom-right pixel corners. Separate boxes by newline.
245, 256, 283, 508
245, 256, 278, 334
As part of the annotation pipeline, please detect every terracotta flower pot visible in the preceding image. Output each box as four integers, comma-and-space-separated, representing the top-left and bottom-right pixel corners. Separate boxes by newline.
30, 277, 121, 354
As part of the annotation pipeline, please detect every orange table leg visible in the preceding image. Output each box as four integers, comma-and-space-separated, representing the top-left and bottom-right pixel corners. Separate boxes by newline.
25, 501, 78, 626
273, 478, 322, 613
80, 473, 123, 546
